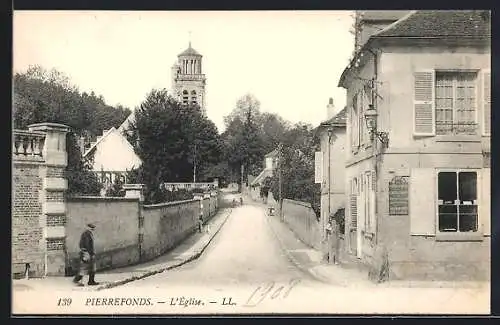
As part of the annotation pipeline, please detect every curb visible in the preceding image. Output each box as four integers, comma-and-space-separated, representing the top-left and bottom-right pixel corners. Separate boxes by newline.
95, 208, 233, 291
265, 213, 331, 284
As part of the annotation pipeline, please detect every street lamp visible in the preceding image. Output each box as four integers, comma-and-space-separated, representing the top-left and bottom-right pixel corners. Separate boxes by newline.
364, 104, 389, 148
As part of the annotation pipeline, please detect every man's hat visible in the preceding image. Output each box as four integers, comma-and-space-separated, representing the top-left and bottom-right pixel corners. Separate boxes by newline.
87, 223, 96, 229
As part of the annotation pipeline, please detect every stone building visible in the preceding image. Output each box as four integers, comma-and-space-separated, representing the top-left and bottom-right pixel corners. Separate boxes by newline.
171, 42, 207, 115
339, 10, 490, 280
316, 102, 347, 245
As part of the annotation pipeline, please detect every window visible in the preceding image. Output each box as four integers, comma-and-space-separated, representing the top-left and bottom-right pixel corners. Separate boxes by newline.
435, 72, 477, 135
437, 171, 478, 233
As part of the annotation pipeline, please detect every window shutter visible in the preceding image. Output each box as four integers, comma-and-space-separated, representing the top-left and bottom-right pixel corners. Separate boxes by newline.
483, 70, 491, 136
481, 168, 490, 236
314, 151, 323, 184
357, 92, 362, 147
413, 70, 435, 136
409, 168, 436, 235
350, 195, 357, 229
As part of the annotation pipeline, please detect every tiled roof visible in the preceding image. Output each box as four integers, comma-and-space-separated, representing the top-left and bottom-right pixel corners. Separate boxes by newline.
374, 10, 490, 38
359, 10, 411, 21
322, 106, 347, 126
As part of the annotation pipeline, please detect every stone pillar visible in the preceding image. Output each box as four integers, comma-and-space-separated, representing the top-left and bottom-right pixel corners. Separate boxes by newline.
28, 123, 70, 276
123, 184, 145, 201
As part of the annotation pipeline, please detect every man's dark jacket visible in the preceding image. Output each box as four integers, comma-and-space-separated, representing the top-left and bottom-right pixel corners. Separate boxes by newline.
79, 230, 95, 256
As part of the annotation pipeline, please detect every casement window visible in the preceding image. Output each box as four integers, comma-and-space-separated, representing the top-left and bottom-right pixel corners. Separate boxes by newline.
413, 70, 488, 136
435, 72, 477, 135
437, 171, 478, 233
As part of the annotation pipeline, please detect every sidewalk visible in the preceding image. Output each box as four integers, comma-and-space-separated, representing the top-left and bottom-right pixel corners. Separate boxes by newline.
253, 196, 487, 290
12, 208, 233, 292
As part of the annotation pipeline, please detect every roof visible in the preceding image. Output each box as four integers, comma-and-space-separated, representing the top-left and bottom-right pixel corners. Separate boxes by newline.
83, 127, 116, 157
338, 10, 491, 88
178, 43, 202, 57
265, 149, 279, 158
251, 168, 273, 186
320, 106, 347, 127
359, 10, 411, 22
374, 10, 490, 38
118, 111, 136, 133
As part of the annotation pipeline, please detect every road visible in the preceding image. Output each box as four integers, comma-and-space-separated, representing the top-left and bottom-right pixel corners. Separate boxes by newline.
101, 200, 489, 315
110, 202, 322, 289
11, 195, 490, 314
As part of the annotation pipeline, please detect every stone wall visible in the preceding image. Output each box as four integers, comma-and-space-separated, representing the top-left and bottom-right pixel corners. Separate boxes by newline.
282, 199, 322, 250
64, 192, 220, 275
141, 199, 200, 261
12, 123, 70, 278
65, 197, 142, 274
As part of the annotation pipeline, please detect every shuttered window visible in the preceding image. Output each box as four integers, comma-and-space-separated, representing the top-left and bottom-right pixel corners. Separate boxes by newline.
413, 70, 436, 136
483, 70, 491, 135
350, 195, 357, 229
350, 177, 358, 229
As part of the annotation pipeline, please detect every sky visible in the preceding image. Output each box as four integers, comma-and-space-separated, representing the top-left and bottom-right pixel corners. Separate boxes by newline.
13, 11, 354, 133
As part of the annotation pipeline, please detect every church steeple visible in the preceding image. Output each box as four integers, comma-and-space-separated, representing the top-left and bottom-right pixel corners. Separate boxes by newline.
171, 38, 207, 115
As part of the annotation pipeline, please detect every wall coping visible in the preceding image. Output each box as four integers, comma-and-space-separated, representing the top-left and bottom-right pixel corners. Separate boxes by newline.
283, 198, 313, 209
28, 122, 71, 133
143, 199, 198, 210
67, 196, 140, 202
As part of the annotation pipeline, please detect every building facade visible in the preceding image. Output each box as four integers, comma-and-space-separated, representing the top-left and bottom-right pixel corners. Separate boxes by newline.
317, 103, 347, 243
171, 42, 207, 115
83, 127, 142, 193
339, 10, 490, 280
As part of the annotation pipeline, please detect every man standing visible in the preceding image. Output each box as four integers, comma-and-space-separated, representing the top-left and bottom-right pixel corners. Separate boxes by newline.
327, 216, 341, 265
73, 223, 99, 286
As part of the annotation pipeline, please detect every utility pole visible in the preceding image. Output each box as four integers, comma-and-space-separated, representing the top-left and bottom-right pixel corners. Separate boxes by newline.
193, 143, 197, 183
240, 163, 244, 193
278, 143, 283, 222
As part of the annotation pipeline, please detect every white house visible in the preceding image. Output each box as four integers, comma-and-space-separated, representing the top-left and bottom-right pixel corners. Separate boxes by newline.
83, 127, 142, 190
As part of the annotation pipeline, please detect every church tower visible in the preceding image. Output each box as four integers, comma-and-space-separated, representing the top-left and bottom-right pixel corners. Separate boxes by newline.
171, 41, 207, 115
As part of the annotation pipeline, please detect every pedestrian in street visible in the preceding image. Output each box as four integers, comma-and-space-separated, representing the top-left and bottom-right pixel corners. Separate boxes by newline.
73, 223, 99, 286
328, 216, 341, 265
198, 214, 204, 233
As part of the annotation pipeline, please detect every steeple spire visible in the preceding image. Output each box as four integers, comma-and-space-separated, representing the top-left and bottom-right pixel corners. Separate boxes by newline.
188, 30, 192, 48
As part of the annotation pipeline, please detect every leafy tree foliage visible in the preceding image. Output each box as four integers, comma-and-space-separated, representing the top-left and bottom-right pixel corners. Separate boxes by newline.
125, 89, 222, 204
269, 123, 321, 219
222, 94, 286, 186
13, 65, 131, 195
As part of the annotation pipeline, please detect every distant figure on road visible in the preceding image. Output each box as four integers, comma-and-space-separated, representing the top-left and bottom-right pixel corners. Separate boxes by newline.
198, 214, 204, 233
73, 223, 99, 286
240, 196, 243, 206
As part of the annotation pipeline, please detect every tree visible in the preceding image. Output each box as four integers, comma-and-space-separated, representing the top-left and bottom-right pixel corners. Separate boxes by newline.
269, 123, 321, 219
222, 94, 268, 187
127, 89, 222, 204
13, 65, 131, 195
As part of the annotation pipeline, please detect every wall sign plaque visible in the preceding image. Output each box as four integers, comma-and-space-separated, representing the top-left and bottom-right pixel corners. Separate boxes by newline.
389, 176, 409, 215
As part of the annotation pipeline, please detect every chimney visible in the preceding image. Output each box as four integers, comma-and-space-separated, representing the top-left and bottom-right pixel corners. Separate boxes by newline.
327, 98, 336, 119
